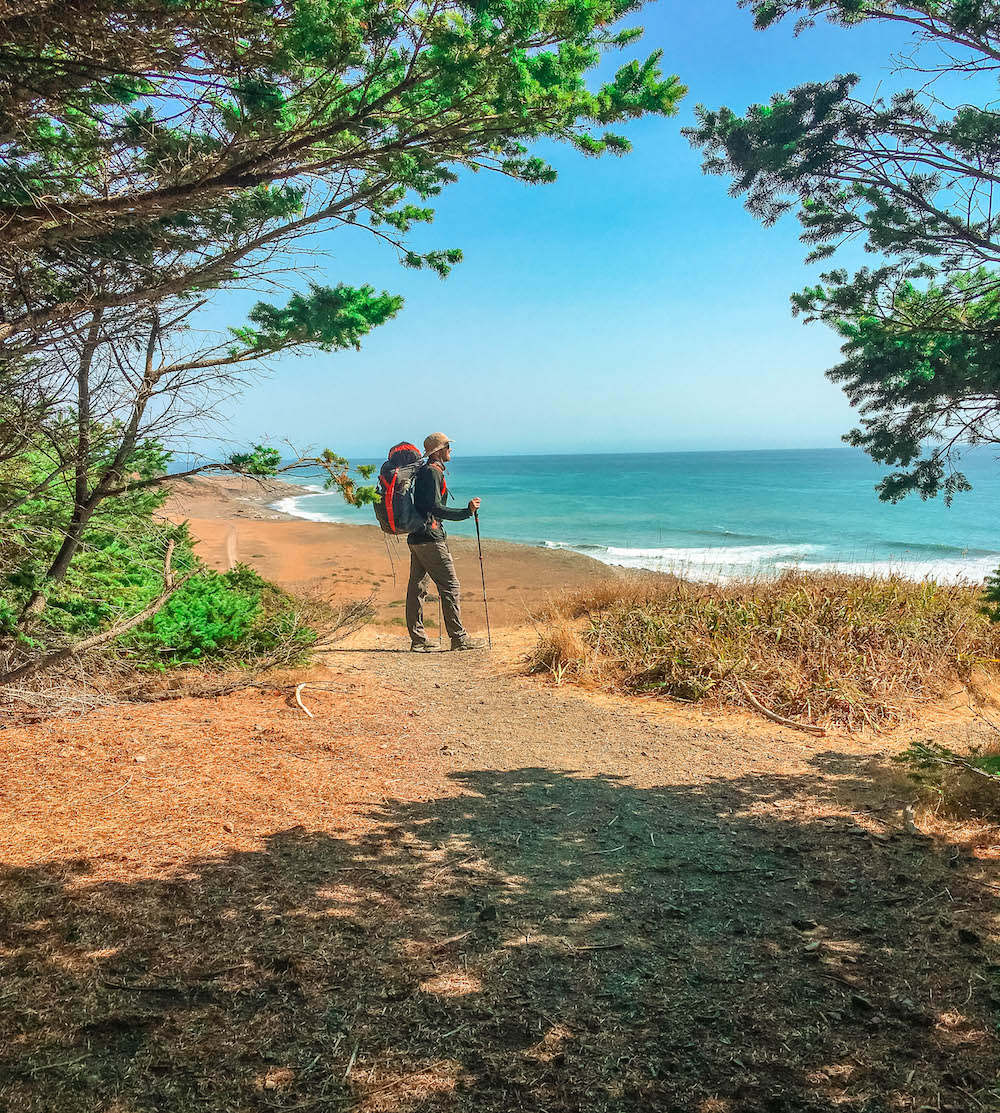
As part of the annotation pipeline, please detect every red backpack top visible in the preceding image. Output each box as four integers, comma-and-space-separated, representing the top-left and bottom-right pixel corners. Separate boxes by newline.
373, 442, 428, 534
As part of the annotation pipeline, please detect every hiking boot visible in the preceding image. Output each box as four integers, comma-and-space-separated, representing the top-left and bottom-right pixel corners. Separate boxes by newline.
451, 636, 486, 651
410, 641, 434, 653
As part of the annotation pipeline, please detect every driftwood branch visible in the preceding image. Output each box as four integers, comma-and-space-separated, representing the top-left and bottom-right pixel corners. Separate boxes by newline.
294, 682, 314, 718
737, 680, 826, 737
0, 541, 191, 687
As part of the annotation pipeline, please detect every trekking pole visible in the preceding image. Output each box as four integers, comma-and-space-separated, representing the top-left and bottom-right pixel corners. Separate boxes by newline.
474, 510, 492, 650
383, 533, 396, 589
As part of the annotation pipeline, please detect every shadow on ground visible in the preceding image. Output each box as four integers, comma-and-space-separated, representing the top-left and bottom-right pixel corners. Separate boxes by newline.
2, 758, 998, 1112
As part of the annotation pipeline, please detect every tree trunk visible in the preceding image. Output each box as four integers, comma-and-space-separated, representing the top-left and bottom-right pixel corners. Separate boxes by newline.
19, 309, 102, 620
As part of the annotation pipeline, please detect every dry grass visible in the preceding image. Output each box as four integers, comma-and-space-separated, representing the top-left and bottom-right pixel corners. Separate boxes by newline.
896, 715, 1000, 827
532, 571, 1000, 730
933, 745, 1000, 820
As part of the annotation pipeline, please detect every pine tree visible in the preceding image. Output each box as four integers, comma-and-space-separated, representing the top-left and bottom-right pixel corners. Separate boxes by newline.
686, 1, 1000, 501
0, 0, 685, 356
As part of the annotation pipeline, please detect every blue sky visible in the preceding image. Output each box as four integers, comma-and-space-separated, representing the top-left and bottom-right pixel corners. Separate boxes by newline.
197, 2, 925, 459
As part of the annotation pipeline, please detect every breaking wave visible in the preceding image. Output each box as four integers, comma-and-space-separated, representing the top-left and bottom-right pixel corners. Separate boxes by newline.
269, 486, 348, 523
540, 540, 998, 583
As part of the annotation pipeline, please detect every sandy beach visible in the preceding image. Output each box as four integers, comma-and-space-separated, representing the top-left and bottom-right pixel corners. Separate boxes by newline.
161, 474, 609, 632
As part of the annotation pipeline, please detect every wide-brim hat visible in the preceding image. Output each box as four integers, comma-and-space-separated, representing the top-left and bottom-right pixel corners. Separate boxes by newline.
423, 432, 452, 455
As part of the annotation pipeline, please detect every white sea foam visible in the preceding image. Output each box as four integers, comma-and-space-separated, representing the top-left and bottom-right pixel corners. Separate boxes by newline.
270, 486, 346, 523
779, 556, 1000, 585
542, 540, 998, 584
603, 543, 820, 566
543, 541, 820, 579
598, 543, 822, 582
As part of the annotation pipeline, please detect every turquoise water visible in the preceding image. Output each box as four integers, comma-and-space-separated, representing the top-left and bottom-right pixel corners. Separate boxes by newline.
270, 448, 1000, 582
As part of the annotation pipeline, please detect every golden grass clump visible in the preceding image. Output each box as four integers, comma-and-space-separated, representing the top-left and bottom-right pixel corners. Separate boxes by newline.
531, 617, 594, 683
532, 571, 1000, 729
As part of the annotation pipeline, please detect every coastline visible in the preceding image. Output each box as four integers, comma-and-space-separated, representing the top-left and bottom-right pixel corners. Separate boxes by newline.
243, 475, 1000, 586
163, 472, 1000, 595
161, 475, 611, 629
163, 473, 307, 522
164, 472, 1000, 589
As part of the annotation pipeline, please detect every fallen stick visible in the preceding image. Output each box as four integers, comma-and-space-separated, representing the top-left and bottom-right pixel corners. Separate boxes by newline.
94, 773, 134, 802
294, 683, 314, 718
429, 930, 473, 952
737, 681, 826, 737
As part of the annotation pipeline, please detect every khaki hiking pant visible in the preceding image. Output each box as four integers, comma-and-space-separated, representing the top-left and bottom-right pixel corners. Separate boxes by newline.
406, 539, 467, 645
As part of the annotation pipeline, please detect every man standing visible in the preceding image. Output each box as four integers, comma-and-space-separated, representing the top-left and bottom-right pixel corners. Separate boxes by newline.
407, 433, 485, 652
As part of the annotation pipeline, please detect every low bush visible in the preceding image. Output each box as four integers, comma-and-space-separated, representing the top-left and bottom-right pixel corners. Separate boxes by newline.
0, 440, 376, 711
139, 572, 262, 662
3, 526, 318, 687
128, 564, 317, 668
532, 572, 1000, 729
895, 738, 1000, 821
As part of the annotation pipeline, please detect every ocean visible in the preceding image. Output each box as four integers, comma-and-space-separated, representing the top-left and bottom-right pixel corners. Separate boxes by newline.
269, 448, 1000, 583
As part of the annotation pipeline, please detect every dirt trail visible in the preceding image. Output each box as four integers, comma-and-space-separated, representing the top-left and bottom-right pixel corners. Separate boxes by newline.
301, 628, 1000, 1111
222, 523, 238, 570
3, 628, 998, 1113
328, 627, 868, 784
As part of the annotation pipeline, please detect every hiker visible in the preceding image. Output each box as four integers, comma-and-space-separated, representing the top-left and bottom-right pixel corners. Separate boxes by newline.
407, 433, 485, 652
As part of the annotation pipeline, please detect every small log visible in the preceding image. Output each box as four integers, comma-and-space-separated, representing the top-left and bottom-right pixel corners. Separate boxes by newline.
737, 681, 826, 737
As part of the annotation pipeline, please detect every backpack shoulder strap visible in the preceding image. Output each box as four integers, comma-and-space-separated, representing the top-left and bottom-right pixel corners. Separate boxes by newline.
427, 460, 448, 500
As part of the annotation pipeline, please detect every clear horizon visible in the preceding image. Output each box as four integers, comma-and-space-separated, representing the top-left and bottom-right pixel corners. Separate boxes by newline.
175, 443, 999, 472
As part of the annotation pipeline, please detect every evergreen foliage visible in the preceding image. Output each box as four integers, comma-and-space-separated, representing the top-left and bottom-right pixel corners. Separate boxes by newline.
0, 0, 682, 677
134, 565, 316, 668
686, 2, 1000, 503
0, 0, 684, 358
0, 437, 313, 669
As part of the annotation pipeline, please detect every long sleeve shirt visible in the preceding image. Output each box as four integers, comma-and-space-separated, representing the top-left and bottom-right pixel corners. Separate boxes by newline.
407, 462, 471, 544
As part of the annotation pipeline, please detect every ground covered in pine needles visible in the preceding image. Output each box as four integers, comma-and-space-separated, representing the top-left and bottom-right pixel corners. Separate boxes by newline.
2, 637, 999, 1112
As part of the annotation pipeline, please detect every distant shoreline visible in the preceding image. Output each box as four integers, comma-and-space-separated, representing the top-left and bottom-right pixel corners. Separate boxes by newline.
164, 471, 1000, 587
167, 444, 1000, 464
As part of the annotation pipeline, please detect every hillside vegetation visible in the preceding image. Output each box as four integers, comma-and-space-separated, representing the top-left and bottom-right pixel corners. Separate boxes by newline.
534, 572, 1000, 731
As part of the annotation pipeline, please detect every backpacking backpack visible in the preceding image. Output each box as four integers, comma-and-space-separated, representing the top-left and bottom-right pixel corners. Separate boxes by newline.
374, 442, 428, 534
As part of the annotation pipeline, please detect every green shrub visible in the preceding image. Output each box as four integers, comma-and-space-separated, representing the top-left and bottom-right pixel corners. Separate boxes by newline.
129, 564, 316, 668
136, 572, 261, 663
0, 437, 319, 672
207, 564, 317, 664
